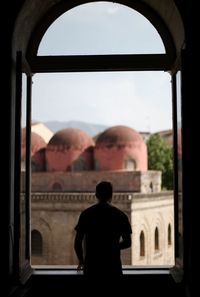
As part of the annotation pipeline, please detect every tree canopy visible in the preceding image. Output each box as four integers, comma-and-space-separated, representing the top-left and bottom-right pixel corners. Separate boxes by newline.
147, 133, 173, 190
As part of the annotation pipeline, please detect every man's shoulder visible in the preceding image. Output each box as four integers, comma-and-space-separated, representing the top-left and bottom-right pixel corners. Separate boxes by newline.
81, 204, 98, 215
111, 205, 128, 217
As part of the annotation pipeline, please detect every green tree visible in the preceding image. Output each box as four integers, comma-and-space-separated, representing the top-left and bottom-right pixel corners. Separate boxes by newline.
147, 133, 173, 190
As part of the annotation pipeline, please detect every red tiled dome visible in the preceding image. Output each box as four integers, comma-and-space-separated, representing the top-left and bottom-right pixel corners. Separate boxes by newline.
95, 125, 143, 146
48, 128, 94, 149
46, 128, 94, 172
94, 125, 147, 171
21, 128, 46, 159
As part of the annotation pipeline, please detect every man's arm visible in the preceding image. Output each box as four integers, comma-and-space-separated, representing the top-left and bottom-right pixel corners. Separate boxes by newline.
119, 233, 132, 250
74, 231, 84, 269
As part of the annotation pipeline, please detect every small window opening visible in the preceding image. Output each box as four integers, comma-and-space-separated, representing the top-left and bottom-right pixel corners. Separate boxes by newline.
124, 159, 136, 170
168, 223, 172, 245
154, 227, 159, 251
140, 231, 145, 257
52, 182, 62, 191
31, 229, 43, 256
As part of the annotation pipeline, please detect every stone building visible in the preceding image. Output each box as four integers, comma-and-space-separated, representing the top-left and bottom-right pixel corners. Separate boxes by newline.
21, 124, 174, 267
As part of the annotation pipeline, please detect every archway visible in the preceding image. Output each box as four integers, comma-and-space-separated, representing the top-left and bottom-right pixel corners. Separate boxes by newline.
12, 0, 185, 282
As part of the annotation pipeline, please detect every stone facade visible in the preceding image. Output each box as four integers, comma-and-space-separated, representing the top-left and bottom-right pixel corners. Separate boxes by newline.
30, 192, 132, 266
131, 191, 174, 265
19, 124, 174, 268
28, 170, 161, 194
29, 191, 174, 266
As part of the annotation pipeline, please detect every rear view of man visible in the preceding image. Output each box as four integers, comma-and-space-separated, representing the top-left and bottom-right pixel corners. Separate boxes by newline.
74, 180, 132, 278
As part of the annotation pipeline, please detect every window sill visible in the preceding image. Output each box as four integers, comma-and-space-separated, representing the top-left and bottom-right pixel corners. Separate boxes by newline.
13, 265, 184, 297
31, 264, 174, 276
30, 265, 184, 285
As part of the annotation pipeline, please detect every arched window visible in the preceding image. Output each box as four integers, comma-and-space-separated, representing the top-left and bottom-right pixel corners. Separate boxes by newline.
31, 230, 43, 256
26, 2, 173, 268
38, 2, 165, 56
140, 231, 145, 257
17, 0, 183, 274
168, 223, 172, 245
72, 158, 86, 171
154, 227, 159, 251
52, 182, 62, 191
124, 159, 136, 170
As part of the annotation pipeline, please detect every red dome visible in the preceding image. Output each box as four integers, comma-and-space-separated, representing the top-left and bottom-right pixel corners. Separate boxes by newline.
21, 129, 46, 159
95, 125, 143, 145
48, 128, 94, 149
46, 128, 94, 172
94, 125, 147, 171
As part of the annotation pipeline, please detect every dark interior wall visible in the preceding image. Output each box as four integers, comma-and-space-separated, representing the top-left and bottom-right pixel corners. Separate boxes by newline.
4, 0, 25, 279
5, 1, 196, 296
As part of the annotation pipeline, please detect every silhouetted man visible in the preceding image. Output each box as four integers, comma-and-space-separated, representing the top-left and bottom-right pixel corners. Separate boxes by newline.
74, 181, 132, 279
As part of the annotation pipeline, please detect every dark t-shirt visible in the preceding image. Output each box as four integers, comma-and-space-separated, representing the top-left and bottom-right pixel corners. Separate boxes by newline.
75, 202, 132, 276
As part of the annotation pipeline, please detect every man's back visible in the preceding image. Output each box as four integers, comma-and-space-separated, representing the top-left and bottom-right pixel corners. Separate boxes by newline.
75, 202, 132, 276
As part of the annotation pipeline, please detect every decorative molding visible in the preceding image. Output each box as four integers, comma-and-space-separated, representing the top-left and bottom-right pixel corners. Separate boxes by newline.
21, 191, 173, 202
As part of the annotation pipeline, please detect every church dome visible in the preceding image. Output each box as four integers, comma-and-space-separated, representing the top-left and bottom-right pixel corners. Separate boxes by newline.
48, 128, 94, 149
21, 128, 47, 159
46, 128, 94, 172
95, 125, 143, 145
94, 125, 147, 171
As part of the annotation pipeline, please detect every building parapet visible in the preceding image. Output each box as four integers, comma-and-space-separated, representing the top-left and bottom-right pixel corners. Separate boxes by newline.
20, 191, 173, 203
21, 170, 162, 193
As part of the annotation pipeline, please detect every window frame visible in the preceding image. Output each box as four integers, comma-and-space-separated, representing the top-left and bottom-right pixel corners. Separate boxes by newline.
17, 0, 183, 283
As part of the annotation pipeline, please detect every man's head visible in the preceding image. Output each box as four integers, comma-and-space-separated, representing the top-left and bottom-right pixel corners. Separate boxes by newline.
95, 181, 113, 203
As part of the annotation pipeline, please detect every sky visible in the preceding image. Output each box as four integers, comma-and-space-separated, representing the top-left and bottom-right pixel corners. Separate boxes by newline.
28, 1, 172, 133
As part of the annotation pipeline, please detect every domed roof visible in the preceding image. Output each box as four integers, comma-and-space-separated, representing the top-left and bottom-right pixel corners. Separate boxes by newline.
95, 125, 143, 145
21, 128, 47, 158
48, 128, 94, 149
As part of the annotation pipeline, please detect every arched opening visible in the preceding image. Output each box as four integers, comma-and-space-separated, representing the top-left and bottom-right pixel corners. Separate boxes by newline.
31, 229, 43, 256
52, 182, 63, 191
38, 2, 165, 56
124, 159, 136, 170
154, 227, 159, 251
72, 158, 87, 171
168, 223, 172, 246
26, 2, 174, 268
140, 231, 145, 257
13, 0, 185, 281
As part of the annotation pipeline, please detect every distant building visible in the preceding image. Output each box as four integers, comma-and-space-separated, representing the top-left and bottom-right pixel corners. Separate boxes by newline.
31, 122, 54, 143
156, 129, 173, 148
21, 124, 174, 267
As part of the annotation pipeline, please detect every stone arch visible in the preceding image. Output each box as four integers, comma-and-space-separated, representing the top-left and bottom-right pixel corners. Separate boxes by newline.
31, 216, 53, 265
12, 0, 185, 271
154, 226, 160, 251
166, 212, 174, 244
132, 219, 150, 265
139, 230, 145, 257
51, 182, 63, 192
168, 223, 172, 246
13, 0, 184, 66
154, 212, 165, 248
31, 229, 43, 256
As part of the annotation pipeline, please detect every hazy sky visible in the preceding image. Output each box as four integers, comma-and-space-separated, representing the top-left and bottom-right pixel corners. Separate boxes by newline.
30, 1, 172, 133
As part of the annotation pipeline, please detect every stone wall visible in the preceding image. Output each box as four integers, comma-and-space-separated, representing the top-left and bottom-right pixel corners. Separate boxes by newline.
131, 191, 174, 266
27, 170, 161, 193
30, 191, 174, 267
